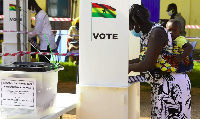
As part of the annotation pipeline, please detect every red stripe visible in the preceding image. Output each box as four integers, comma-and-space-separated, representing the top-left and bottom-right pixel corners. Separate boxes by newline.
25, 52, 31, 54
103, 4, 115, 11
9, 4, 16, 7
92, 3, 102, 8
11, 53, 17, 56
34, 52, 39, 54
4, 53, 9, 56
62, 53, 67, 56
0, 15, 72, 21
68, 18, 72, 22
185, 25, 200, 29
195, 25, 200, 29
52, 17, 57, 21
54, 53, 59, 56
62, 18, 66, 21
0, 15, 3, 19
57, 18, 62, 21
92, 3, 115, 11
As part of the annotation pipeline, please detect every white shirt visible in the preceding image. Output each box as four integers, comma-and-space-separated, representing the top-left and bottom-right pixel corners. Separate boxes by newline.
29, 10, 57, 50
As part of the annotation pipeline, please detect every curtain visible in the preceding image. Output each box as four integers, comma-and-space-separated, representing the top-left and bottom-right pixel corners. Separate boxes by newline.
142, 0, 160, 23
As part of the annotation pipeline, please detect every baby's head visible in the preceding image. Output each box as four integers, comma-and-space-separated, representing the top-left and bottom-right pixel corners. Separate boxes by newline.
166, 19, 182, 40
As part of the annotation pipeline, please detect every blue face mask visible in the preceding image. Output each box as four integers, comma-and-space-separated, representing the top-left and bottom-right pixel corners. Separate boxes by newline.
131, 29, 142, 37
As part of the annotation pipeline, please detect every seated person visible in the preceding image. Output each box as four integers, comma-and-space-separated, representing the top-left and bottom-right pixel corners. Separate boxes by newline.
66, 17, 79, 62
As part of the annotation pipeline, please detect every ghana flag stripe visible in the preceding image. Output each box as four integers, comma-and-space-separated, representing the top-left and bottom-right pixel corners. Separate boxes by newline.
92, 3, 116, 18
92, 8, 107, 18
9, 4, 21, 11
92, 3, 116, 11
92, 7, 116, 18
10, 4, 16, 11
92, 8, 116, 15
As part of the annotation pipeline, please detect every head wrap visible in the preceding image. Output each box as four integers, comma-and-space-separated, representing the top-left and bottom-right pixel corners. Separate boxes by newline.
72, 17, 79, 26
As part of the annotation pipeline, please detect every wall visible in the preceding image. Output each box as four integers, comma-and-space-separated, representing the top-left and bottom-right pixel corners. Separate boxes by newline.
36, 0, 46, 11
189, 0, 200, 49
142, 0, 160, 23
75, 0, 79, 18
35, 0, 79, 19
190, 0, 200, 37
160, 0, 200, 49
160, 0, 189, 35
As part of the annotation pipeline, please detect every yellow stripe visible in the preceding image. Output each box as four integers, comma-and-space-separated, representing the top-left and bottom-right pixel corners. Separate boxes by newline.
92, 8, 116, 15
10, 6, 16, 9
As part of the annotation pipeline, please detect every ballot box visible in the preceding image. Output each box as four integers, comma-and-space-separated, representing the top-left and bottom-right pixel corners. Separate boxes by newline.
0, 62, 63, 119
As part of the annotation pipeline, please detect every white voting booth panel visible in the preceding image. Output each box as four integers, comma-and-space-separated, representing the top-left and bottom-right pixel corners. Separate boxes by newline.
2, 43, 18, 64
79, 0, 129, 87
2, 0, 29, 64
76, 86, 129, 119
0, 71, 58, 119
76, 85, 140, 119
77, 0, 141, 119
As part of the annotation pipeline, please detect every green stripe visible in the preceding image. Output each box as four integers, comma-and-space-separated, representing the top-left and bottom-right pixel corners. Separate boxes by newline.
9, 6, 21, 11
92, 8, 116, 18
10, 6, 16, 11
10, 9, 16, 11
92, 7, 107, 18
92, 13, 116, 18
104, 8, 116, 18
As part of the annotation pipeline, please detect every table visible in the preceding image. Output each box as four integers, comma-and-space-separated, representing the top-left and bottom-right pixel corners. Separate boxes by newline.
42, 93, 77, 119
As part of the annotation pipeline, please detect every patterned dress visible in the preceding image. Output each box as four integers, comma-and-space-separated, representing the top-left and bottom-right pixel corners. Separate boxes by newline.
128, 24, 191, 119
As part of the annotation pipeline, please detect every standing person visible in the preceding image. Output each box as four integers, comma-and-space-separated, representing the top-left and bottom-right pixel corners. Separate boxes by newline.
30, 20, 38, 62
129, 4, 191, 118
167, 3, 186, 36
28, 0, 56, 63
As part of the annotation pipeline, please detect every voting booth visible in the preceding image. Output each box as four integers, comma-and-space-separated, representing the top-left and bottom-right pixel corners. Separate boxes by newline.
2, 0, 30, 64
77, 0, 141, 119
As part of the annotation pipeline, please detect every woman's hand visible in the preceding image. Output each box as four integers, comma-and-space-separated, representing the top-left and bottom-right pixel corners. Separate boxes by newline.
128, 64, 134, 74
129, 58, 140, 64
174, 55, 184, 64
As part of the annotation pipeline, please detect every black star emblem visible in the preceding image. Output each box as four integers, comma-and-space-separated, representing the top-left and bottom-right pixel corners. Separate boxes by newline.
102, 8, 106, 13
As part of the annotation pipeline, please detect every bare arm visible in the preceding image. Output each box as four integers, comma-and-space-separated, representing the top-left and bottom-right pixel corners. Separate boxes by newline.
174, 42, 193, 64
129, 28, 168, 72
129, 58, 140, 64
129, 44, 143, 64
182, 42, 193, 57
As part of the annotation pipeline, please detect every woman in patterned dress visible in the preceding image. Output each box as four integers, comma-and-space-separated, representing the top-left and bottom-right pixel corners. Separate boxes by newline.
128, 4, 191, 119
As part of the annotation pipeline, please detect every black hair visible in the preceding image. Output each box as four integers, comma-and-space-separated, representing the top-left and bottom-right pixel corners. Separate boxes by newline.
28, 0, 37, 4
28, 0, 38, 10
168, 3, 177, 13
129, 4, 150, 25
167, 19, 182, 29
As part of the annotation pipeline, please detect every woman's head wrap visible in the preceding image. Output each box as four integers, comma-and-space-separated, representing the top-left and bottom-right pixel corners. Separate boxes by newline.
72, 17, 80, 26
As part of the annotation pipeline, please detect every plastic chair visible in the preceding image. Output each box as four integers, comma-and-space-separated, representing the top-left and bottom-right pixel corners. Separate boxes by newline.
189, 41, 198, 56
